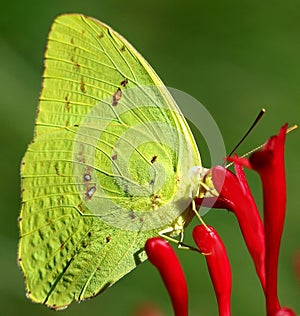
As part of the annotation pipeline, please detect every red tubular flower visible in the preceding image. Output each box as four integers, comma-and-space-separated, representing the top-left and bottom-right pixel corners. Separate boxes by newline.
197, 163, 266, 292
228, 124, 296, 315
249, 124, 287, 315
193, 225, 232, 316
145, 238, 188, 316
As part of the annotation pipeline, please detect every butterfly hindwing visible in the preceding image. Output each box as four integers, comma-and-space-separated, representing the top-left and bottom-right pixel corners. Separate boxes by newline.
19, 14, 200, 309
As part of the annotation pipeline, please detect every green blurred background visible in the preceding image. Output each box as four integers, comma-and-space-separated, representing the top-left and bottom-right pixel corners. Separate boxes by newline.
1, 1, 299, 315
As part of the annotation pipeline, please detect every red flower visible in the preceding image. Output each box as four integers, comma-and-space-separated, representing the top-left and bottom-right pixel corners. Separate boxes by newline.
249, 124, 289, 315
193, 225, 232, 316
145, 238, 188, 316
228, 124, 296, 315
207, 163, 266, 292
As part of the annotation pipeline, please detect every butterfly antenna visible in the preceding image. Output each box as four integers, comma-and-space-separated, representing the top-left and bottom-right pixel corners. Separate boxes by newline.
225, 123, 298, 168
227, 108, 265, 158
287, 124, 298, 133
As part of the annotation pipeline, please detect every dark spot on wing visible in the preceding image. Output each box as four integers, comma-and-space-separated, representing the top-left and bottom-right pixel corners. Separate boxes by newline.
88, 231, 92, 238
64, 95, 71, 111
112, 87, 122, 106
151, 194, 161, 210
60, 242, 65, 249
151, 155, 157, 163
80, 79, 86, 93
78, 203, 85, 214
129, 211, 136, 220
70, 56, 80, 69
18, 216, 22, 222
83, 173, 92, 182
149, 179, 154, 185
120, 78, 128, 87
98, 32, 104, 39
120, 45, 126, 52
78, 156, 85, 163
54, 164, 60, 176
85, 186, 96, 199
74, 62, 80, 70
111, 153, 118, 161
106, 236, 111, 243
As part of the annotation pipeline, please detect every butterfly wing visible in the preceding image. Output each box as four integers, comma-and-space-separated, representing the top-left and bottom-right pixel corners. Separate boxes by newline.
19, 14, 201, 309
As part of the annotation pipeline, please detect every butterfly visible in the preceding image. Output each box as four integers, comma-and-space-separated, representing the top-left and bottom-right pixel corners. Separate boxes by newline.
18, 14, 211, 310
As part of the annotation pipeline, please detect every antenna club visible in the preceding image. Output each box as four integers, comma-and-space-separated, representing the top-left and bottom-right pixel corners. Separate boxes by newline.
287, 124, 298, 133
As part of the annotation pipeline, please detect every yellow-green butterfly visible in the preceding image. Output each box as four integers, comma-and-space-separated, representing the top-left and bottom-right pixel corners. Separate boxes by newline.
19, 14, 211, 310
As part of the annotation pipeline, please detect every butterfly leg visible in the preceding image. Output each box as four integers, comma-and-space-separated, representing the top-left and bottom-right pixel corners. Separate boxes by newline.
158, 228, 199, 252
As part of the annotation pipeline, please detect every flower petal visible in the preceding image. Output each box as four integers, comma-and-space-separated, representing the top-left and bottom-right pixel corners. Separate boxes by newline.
210, 165, 266, 291
145, 238, 188, 316
193, 225, 231, 316
249, 124, 288, 315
